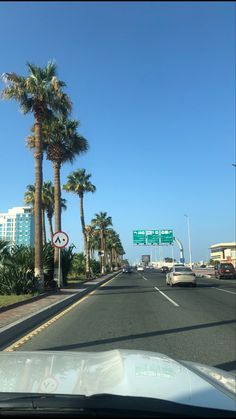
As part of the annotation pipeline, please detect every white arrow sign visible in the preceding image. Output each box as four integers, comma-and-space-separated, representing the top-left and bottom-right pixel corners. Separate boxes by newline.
52, 231, 69, 248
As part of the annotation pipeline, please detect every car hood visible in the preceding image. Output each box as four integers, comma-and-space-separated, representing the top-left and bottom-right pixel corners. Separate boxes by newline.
0, 349, 235, 411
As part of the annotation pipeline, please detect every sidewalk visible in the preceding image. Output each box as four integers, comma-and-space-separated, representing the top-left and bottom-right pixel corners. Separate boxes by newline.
0, 271, 121, 349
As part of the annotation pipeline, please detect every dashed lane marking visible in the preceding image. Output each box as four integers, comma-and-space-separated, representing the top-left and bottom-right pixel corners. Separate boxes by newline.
154, 286, 180, 307
212, 287, 236, 295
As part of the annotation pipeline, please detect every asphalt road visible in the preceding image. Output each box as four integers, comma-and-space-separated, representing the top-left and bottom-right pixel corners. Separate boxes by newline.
17, 269, 236, 374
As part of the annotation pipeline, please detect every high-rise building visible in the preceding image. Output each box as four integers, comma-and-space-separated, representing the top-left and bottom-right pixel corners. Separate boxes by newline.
0, 206, 34, 246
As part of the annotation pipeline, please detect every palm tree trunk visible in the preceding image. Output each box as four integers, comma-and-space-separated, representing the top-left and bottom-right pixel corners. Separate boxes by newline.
34, 114, 44, 290
53, 161, 62, 285
79, 194, 90, 277
79, 194, 86, 245
42, 209, 46, 245
85, 233, 91, 278
101, 230, 105, 274
47, 214, 54, 241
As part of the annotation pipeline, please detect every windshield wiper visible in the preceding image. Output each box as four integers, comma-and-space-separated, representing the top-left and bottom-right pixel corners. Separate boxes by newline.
0, 393, 235, 418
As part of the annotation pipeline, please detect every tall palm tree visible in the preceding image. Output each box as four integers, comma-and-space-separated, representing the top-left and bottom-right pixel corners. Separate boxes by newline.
44, 187, 67, 241
106, 229, 123, 271
89, 225, 99, 260
1, 61, 71, 289
24, 183, 47, 245
91, 212, 113, 274
24, 182, 67, 243
63, 169, 96, 278
44, 117, 88, 280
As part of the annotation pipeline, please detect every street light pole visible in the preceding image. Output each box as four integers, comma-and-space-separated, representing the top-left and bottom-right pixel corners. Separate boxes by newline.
184, 214, 192, 268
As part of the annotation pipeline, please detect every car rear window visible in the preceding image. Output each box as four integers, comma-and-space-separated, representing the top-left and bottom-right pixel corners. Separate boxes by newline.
175, 267, 192, 272
220, 264, 234, 269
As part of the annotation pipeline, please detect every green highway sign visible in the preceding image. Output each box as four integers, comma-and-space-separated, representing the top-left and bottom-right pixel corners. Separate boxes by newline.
133, 230, 146, 245
133, 229, 173, 245
159, 229, 173, 244
146, 230, 160, 245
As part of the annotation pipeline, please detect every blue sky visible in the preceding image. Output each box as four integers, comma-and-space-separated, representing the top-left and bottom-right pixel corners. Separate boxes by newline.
0, 1, 235, 264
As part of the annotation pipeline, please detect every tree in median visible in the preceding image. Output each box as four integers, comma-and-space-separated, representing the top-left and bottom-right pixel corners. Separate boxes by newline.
91, 212, 113, 274
45, 117, 88, 281
24, 181, 67, 243
63, 169, 96, 278
1, 61, 71, 290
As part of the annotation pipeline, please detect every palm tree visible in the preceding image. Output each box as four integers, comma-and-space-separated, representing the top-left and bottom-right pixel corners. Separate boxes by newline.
44, 117, 88, 280
106, 230, 123, 271
1, 61, 71, 289
41, 180, 67, 241
91, 212, 113, 274
63, 169, 96, 278
89, 225, 99, 260
24, 182, 67, 243
24, 183, 47, 245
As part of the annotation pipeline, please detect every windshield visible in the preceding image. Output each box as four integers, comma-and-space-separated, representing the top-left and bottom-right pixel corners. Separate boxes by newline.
0, 1, 235, 415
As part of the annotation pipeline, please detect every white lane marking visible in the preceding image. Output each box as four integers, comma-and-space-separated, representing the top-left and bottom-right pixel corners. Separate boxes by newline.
154, 287, 179, 307
142, 275, 148, 281
212, 287, 236, 295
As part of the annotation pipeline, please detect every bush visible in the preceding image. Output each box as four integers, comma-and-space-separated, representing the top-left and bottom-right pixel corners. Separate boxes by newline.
90, 259, 100, 275
61, 244, 76, 285
69, 252, 86, 278
0, 241, 79, 293
0, 267, 38, 295
43, 242, 54, 283
0, 244, 37, 295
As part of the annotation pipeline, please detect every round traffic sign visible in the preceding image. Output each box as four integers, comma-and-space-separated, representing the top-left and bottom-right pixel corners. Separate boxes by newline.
52, 231, 69, 248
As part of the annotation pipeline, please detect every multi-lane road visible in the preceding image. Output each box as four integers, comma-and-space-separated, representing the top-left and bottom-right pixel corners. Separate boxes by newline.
12, 269, 236, 374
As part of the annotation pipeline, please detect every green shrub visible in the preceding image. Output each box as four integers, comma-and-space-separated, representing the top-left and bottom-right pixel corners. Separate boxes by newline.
61, 244, 76, 285
70, 252, 86, 278
90, 259, 100, 275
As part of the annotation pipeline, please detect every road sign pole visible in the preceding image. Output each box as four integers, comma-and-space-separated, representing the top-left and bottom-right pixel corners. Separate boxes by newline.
58, 248, 61, 289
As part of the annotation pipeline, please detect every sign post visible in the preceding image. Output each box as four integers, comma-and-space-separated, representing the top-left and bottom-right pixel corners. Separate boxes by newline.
52, 231, 69, 288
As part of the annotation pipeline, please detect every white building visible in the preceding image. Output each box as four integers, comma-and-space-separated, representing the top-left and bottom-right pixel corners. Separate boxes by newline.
210, 242, 236, 268
0, 206, 34, 246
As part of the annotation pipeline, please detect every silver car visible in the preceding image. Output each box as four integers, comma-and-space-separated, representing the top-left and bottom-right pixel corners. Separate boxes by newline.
166, 266, 197, 287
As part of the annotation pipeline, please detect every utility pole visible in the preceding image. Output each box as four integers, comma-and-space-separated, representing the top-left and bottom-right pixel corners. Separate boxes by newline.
184, 214, 192, 268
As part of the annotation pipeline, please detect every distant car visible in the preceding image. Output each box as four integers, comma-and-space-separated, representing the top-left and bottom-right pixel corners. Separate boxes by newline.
161, 266, 169, 273
214, 263, 236, 279
123, 266, 132, 274
137, 265, 144, 271
166, 266, 196, 287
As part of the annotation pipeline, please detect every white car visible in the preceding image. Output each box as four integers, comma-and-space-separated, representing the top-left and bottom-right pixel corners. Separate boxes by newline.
166, 265, 196, 287
137, 265, 144, 271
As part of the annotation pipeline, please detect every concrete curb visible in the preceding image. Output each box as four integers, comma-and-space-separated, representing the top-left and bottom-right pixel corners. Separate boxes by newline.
0, 270, 121, 350
0, 291, 57, 313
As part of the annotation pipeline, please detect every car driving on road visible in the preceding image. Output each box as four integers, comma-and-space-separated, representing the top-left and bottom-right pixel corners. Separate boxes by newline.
214, 263, 236, 279
123, 266, 132, 274
166, 265, 197, 287
161, 266, 169, 273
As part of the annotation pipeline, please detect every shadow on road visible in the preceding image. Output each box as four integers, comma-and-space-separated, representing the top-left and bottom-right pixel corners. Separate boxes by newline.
93, 289, 156, 296
165, 284, 219, 289
41, 318, 236, 352
97, 285, 143, 290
